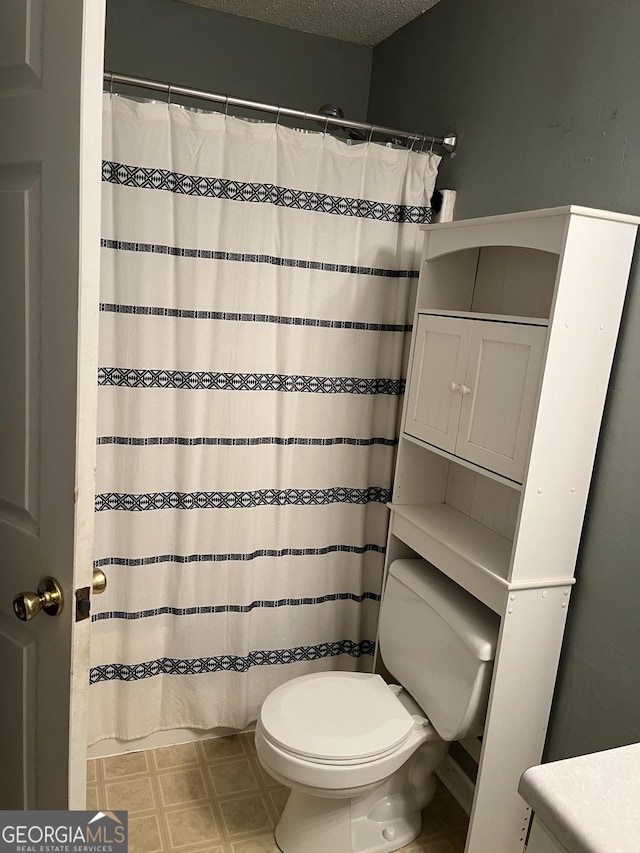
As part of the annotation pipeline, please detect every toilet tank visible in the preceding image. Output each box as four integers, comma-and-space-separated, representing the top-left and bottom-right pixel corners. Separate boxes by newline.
379, 559, 500, 741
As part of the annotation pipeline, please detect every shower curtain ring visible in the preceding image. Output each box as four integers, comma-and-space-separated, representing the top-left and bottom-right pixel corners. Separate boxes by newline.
167, 84, 172, 105
368, 126, 374, 144
224, 96, 229, 118
275, 106, 281, 128
429, 137, 435, 155
109, 72, 114, 95
409, 135, 417, 152
323, 115, 329, 136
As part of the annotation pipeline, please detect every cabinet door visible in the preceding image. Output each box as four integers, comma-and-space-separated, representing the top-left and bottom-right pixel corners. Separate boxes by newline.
405, 314, 471, 452
456, 321, 546, 481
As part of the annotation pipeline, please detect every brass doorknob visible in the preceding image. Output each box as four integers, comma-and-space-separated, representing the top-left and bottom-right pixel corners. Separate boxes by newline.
13, 577, 64, 621
92, 569, 107, 594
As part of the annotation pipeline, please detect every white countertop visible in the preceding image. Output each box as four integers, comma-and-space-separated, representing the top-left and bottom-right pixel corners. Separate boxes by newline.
518, 743, 640, 853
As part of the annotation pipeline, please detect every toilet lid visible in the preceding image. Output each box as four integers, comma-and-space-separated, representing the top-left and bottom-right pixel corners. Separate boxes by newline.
259, 672, 415, 762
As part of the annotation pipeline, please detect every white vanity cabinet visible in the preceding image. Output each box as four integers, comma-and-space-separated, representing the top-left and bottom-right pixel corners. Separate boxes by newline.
379, 207, 640, 853
518, 743, 640, 853
405, 313, 546, 482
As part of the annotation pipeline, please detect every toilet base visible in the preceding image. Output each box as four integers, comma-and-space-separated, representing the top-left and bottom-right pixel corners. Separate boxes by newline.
275, 788, 425, 853
273, 747, 443, 853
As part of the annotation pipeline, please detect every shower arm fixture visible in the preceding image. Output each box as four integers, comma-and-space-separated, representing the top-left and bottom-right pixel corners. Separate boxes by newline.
317, 104, 366, 141
104, 72, 457, 153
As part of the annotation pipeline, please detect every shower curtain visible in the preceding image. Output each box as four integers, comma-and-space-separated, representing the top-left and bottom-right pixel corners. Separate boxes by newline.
89, 93, 439, 743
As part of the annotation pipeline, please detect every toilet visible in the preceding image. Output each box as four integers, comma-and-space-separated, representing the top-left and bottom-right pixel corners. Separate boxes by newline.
255, 558, 499, 853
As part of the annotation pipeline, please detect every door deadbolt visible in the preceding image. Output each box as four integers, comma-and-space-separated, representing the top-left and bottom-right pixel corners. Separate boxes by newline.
13, 577, 64, 621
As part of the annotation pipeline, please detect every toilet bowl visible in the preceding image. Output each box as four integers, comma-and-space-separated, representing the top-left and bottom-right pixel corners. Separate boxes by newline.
255, 559, 499, 853
255, 671, 449, 853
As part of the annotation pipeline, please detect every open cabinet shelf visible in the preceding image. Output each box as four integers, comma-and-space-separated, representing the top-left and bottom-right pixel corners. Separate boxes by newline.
379, 205, 640, 853
389, 502, 512, 613
401, 432, 525, 491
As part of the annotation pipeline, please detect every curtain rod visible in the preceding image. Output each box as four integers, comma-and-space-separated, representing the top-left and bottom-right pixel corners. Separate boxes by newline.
103, 72, 457, 153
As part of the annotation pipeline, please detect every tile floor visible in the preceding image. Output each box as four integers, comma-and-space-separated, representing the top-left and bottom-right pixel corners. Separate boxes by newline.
87, 733, 469, 853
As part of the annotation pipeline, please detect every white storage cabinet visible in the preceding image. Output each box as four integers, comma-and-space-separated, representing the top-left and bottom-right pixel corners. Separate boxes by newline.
405, 313, 546, 482
379, 207, 640, 853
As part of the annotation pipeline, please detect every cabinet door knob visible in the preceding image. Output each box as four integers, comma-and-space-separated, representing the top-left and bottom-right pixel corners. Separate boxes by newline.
460, 384, 472, 396
448, 381, 460, 393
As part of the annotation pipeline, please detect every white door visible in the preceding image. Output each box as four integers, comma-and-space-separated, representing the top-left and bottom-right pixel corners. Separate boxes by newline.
457, 321, 547, 482
0, 0, 105, 809
404, 314, 472, 452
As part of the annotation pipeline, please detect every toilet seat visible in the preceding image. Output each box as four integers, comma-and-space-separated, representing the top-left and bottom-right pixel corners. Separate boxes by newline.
255, 671, 440, 793
259, 672, 416, 765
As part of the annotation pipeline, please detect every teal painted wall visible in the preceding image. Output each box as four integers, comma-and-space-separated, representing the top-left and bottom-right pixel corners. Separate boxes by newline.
105, 0, 372, 121
369, 0, 640, 761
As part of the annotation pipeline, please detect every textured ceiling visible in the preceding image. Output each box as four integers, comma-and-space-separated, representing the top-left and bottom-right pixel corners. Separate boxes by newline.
176, 0, 443, 46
